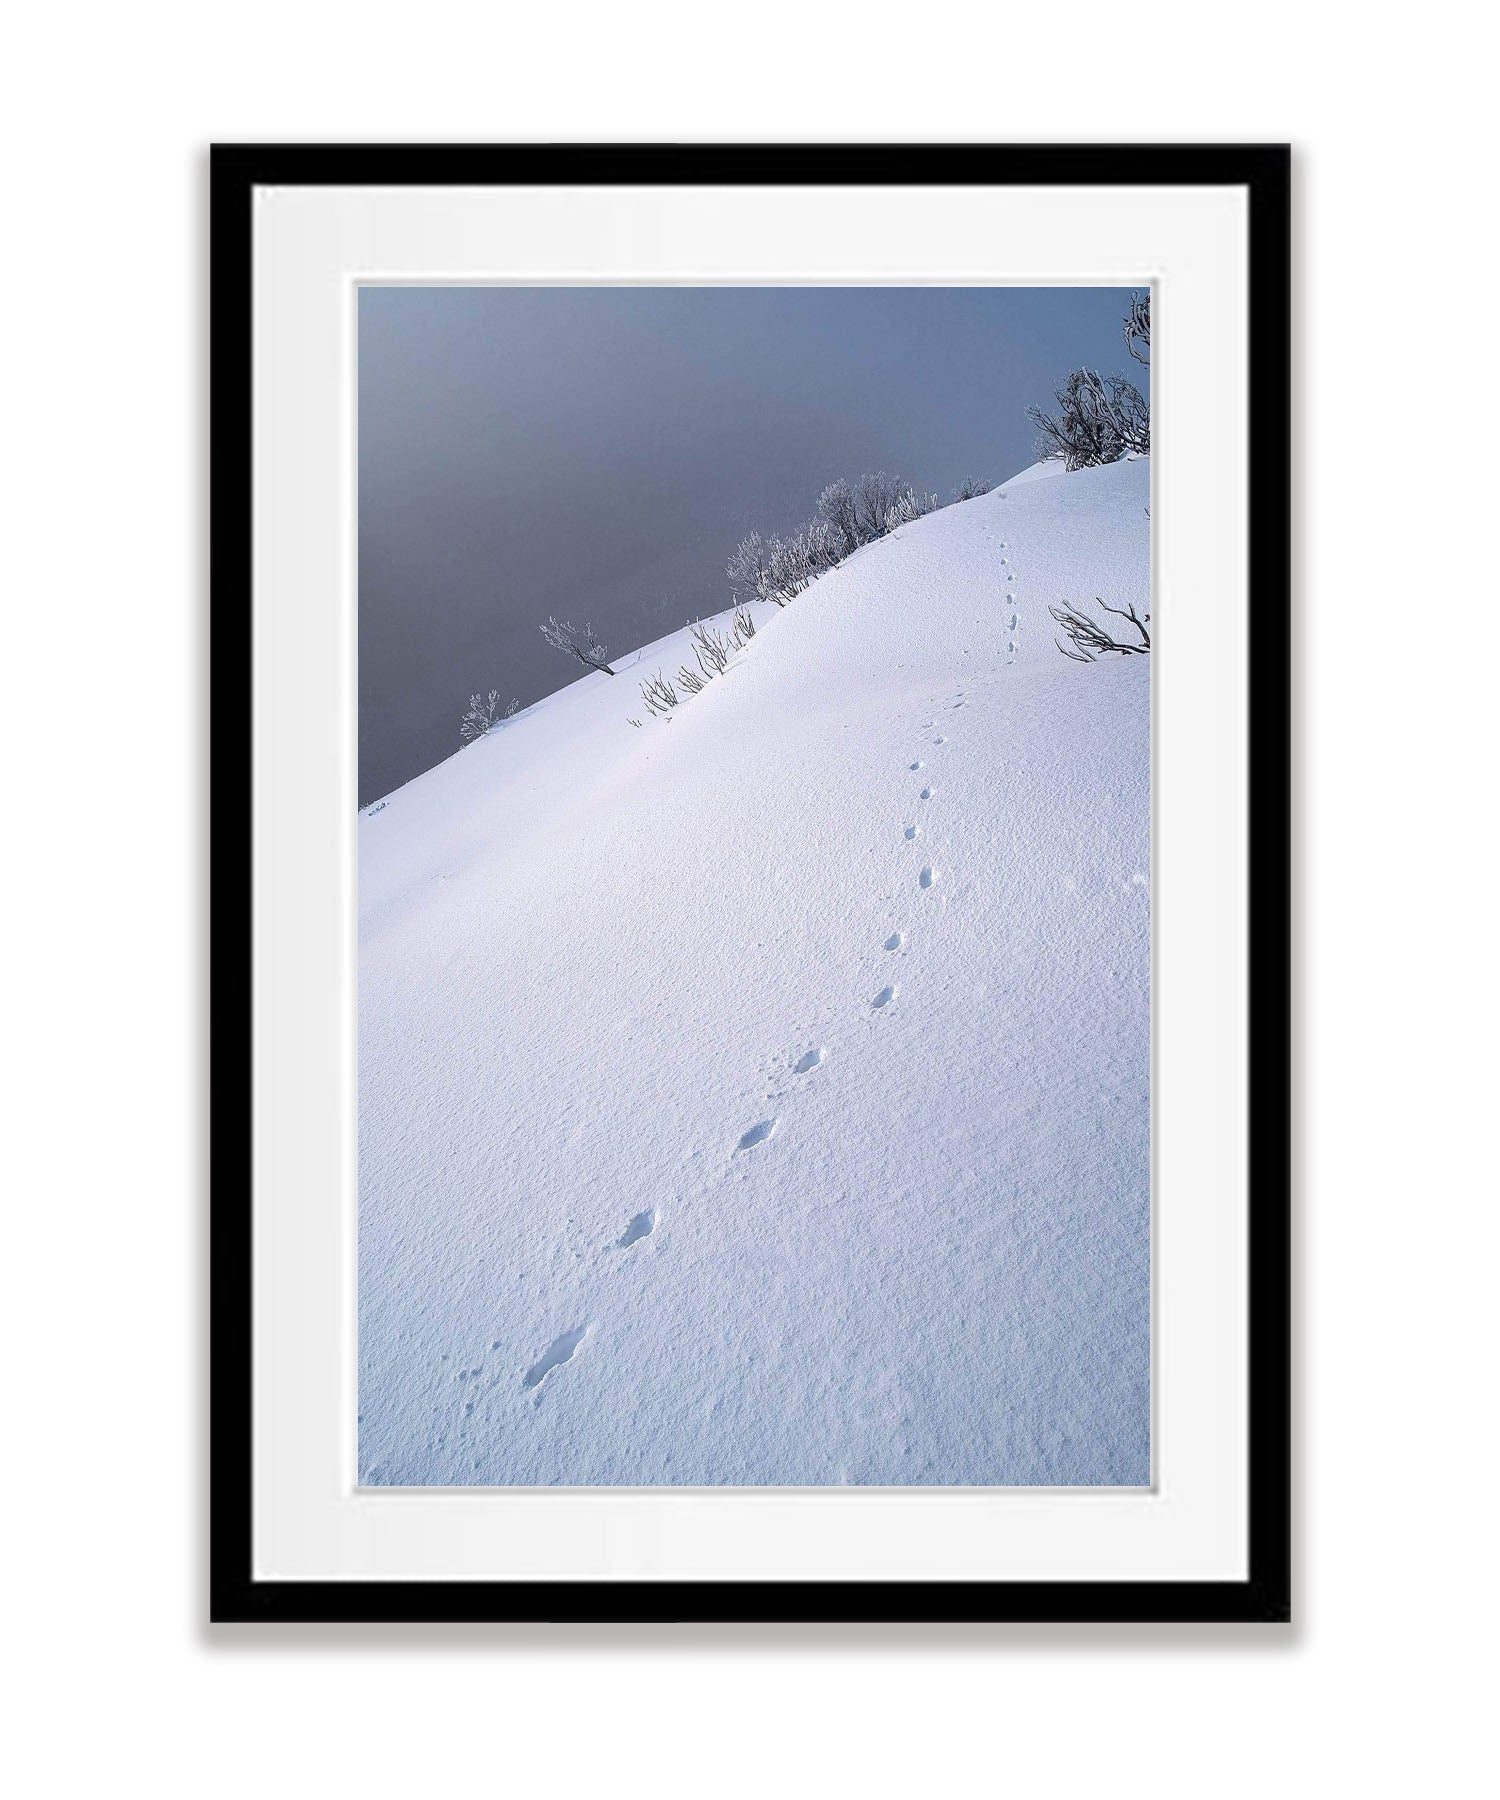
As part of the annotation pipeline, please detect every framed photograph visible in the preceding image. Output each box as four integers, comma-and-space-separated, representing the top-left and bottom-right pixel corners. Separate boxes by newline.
212, 143, 1289, 1623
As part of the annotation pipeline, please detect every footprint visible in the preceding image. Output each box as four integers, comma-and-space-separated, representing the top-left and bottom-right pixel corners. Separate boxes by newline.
919, 786, 933, 800
736, 1119, 778, 1152
871, 985, 897, 1009
792, 1047, 824, 1074
1009, 613, 1019, 630
884, 932, 905, 952
919, 866, 936, 889
522, 1325, 589, 1391
904, 825, 919, 840
910, 760, 923, 771
933, 736, 946, 746
617, 1207, 656, 1248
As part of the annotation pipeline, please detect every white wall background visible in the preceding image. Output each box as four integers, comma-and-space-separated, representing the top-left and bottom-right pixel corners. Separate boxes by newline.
4, 4, 1492, 1794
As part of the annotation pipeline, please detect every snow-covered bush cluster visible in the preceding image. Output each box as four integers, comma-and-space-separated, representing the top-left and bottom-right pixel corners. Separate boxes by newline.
636, 611, 758, 723
458, 689, 518, 745
1027, 293, 1151, 473
1027, 369, 1150, 471
883, 485, 942, 531
726, 470, 957, 611
726, 520, 842, 608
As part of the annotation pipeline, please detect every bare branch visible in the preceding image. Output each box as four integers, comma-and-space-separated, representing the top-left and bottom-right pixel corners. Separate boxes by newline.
1049, 596, 1151, 661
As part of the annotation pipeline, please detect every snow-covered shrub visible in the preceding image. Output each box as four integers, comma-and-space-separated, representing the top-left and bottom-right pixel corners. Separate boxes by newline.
732, 526, 830, 607
732, 607, 755, 644
677, 666, 707, 694
691, 620, 735, 676
952, 476, 993, 501
883, 486, 941, 532
458, 690, 516, 745
640, 671, 679, 717
1027, 368, 1150, 471
540, 615, 615, 675
727, 532, 779, 605
766, 525, 837, 603
1050, 596, 1151, 661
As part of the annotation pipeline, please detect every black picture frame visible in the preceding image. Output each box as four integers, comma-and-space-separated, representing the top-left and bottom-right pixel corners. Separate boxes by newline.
210, 142, 1290, 1626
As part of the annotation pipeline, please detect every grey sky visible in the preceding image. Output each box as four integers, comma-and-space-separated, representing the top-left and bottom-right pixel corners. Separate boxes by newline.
359, 285, 1140, 803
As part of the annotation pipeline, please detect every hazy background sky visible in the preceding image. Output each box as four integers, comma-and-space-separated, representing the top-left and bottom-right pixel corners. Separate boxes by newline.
359, 285, 1139, 803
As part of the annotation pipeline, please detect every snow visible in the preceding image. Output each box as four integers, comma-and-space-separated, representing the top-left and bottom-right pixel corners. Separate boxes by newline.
358, 454, 1151, 1486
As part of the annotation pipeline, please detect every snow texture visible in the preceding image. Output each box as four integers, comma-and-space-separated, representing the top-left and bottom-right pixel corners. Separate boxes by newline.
359, 455, 1150, 1486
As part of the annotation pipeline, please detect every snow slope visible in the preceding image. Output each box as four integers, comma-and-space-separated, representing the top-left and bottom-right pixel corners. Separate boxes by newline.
359, 455, 1151, 1486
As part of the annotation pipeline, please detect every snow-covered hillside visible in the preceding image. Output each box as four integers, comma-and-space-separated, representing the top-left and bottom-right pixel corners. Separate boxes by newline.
359, 455, 1151, 1486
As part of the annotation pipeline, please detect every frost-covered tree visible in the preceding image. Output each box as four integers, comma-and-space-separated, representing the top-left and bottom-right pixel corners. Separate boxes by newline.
816, 478, 861, 557
952, 476, 993, 501
1027, 369, 1150, 471
540, 616, 614, 675
458, 690, 516, 745
853, 470, 907, 544
727, 531, 778, 604
1123, 291, 1151, 366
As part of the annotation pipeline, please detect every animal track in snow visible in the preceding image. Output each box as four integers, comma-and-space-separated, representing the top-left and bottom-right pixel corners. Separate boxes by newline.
737, 1119, 778, 1152
920, 786, 933, 800
617, 1207, 656, 1248
933, 735, 946, 745
884, 932, 905, 952
919, 866, 936, 889
523, 1325, 589, 1392
904, 825, 920, 840
910, 760, 923, 771
792, 1047, 824, 1074
871, 985, 897, 1009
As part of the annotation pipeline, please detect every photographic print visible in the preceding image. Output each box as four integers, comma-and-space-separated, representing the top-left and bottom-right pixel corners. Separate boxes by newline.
356, 283, 1153, 1489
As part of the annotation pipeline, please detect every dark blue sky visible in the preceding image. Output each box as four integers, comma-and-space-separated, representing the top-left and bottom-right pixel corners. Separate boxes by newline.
359, 285, 1140, 802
